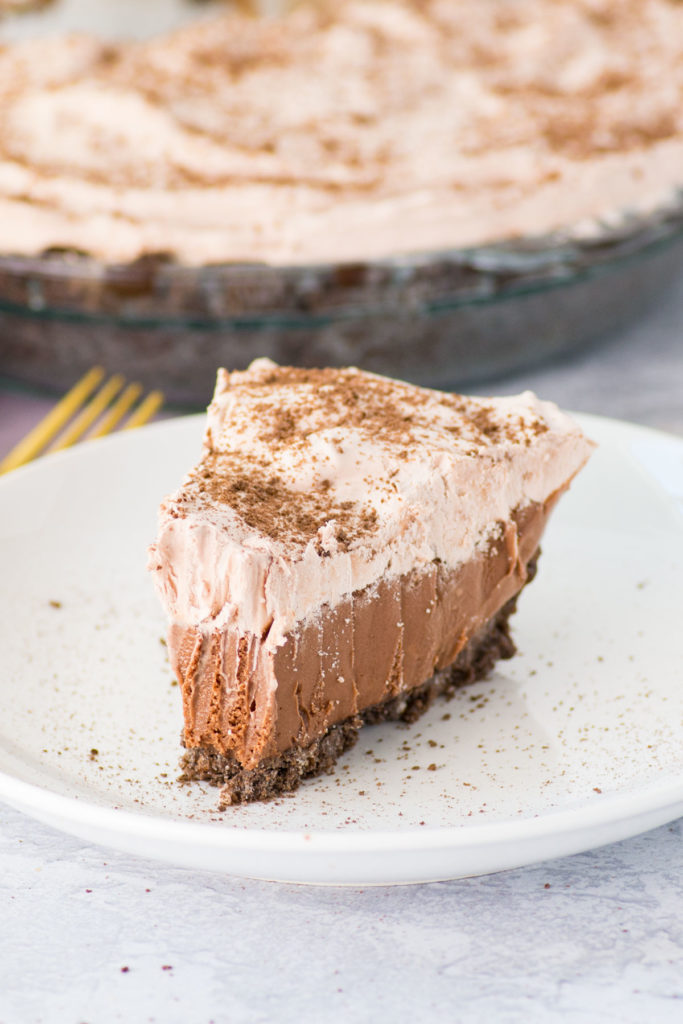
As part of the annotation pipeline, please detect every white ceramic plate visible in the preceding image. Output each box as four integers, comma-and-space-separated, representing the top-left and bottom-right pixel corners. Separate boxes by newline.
0, 413, 682, 884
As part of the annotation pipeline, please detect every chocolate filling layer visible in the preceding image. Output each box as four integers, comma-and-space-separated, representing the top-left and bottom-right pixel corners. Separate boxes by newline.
180, 573, 531, 807
171, 497, 554, 803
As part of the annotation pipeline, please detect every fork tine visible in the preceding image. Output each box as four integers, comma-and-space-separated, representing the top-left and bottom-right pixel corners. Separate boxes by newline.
50, 373, 126, 453
88, 381, 143, 439
123, 389, 164, 430
0, 366, 105, 475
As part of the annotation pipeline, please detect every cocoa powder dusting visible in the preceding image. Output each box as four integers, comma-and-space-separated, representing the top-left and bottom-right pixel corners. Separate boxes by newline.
193, 451, 378, 548
183, 366, 549, 547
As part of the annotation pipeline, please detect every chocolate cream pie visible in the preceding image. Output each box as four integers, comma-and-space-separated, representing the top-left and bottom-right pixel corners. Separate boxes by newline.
148, 361, 594, 804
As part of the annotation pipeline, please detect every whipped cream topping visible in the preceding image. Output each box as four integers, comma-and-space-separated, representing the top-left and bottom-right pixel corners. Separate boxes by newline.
149, 360, 594, 650
1, 0, 682, 265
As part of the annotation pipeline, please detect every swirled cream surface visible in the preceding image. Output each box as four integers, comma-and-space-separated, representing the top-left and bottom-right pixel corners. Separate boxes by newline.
1, 0, 682, 265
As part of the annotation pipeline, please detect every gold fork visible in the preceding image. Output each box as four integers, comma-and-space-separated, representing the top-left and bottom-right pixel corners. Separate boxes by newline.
0, 367, 164, 475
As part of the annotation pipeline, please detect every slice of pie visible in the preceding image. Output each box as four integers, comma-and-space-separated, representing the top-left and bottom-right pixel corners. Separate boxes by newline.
148, 360, 594, 804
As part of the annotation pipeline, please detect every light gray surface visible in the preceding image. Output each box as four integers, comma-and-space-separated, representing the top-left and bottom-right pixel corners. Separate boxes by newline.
1, 804, 682, 1024
1, 275, 682, 1022
1, 803, 682, 1024
486, 272, 683, 437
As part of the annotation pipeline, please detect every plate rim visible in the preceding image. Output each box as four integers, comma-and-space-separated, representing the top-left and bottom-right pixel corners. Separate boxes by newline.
1, 762, 682, 854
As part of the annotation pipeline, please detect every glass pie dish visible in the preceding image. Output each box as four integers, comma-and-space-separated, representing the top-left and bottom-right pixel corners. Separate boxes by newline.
0, 198, 681, 406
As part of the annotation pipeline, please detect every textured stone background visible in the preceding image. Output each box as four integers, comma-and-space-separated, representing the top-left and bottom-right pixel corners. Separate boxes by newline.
1, 805, 682, 1024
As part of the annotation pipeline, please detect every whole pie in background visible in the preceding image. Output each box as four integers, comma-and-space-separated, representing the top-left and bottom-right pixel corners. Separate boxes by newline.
0, 0, 681, 266
0, 0, 681, 400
